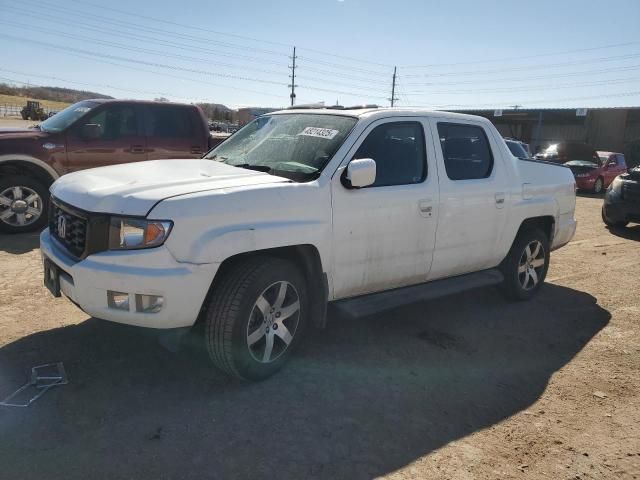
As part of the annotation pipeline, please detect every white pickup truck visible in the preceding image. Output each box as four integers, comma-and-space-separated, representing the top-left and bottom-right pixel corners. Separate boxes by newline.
40, 108, 577, 380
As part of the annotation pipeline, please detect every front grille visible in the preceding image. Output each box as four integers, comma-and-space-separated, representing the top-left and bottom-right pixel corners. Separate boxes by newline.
622, 182, 640, 203
50, 201, 88, 258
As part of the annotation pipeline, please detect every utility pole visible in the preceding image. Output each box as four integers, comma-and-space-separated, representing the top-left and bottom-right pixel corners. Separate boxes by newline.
288, 46, 298, 107
389, 66, 398, 107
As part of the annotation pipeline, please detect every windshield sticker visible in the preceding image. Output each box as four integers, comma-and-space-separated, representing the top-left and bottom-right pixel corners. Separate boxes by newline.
298, 127, 339, 140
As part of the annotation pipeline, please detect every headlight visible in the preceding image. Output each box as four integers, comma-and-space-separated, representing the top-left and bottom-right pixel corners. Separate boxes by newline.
108, 217, 173, 250
609, 176, 624, 195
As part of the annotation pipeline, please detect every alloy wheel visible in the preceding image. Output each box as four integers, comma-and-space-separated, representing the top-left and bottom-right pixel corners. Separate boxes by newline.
0, 186, 44, 227
246, 281, 301, 363
518, 240, 546, 291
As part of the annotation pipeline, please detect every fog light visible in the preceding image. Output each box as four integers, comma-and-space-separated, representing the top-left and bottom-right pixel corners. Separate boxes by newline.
135, 294, 164, 313
107, 291, 130, 311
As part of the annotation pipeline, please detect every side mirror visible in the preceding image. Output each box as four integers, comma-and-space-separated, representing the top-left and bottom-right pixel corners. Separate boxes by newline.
81, 123, 103, 140
343, 158, 376, 188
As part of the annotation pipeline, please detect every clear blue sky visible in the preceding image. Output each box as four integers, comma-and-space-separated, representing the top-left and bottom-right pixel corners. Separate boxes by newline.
1, 0, 640, 110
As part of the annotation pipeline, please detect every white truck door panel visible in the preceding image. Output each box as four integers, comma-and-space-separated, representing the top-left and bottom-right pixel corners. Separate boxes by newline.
331, 118, 439, 299
427, 119, 509, 280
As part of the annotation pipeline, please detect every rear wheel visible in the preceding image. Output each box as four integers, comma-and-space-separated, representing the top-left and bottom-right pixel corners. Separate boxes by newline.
500, 228, 550, 301
593, 176, 604, 194
0, 176, 49, 234
204, 257, 307, 381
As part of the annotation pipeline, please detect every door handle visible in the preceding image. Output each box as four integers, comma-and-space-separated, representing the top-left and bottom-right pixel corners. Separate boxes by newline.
129, 145, 145, 153
495, 192, 505, 209
418, 199, 433, 218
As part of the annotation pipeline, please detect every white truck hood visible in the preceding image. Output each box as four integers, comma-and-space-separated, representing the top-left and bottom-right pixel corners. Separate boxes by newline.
50, 159, 290, 216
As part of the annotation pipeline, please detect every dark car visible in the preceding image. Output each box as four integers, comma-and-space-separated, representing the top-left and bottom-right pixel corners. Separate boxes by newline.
0, 99, 223, 233
535, 142, 599, 164
602, 166, 640, 228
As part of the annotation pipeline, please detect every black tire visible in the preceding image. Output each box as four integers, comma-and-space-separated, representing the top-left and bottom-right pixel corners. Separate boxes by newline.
593, 176, 604, 194
0, 175, 50, 234
500, 228, 550, 301
601, 205, 628, 229
204, 256, 308, 381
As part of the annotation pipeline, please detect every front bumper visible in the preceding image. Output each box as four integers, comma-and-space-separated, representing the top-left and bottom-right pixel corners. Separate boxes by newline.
40, 229, 218, 329
574, 176, 597, 190
603, 189, 640, 224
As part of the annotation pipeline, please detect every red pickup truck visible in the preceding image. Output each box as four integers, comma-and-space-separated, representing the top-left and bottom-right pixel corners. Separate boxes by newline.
0, 99, 224, 233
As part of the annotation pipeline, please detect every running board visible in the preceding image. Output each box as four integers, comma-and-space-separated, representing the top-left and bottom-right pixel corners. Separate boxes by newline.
333, 268, 504, 318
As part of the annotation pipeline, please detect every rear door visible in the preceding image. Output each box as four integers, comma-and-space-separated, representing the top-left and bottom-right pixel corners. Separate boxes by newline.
427, 120, 509, 280
143, 105, 204, 159
65, 103, 147, 172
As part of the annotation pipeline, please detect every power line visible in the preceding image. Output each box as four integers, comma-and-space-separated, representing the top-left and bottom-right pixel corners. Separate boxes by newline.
403, 90, 640, 109
403, 63, 640, 87
19, 0, 289, 58
401, 51, 640, 78
0, 33, 288, 87
402, 75, 640, 96
401, 40, 640, 69
2, 6, 289, 68
0, 19, 286, 78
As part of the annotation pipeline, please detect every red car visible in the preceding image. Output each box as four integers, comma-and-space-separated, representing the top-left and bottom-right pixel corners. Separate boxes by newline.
566, 151, 628, 193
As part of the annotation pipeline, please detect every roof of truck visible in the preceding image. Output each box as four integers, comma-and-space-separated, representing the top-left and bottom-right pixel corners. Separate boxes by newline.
83, 98, 195, 107
270, 107, 491, 123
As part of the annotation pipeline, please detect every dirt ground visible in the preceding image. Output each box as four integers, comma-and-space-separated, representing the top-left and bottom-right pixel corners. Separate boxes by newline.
0, 196, 638, 480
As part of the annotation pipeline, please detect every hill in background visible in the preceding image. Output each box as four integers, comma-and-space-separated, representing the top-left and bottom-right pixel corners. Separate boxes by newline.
0, 83, 113, 104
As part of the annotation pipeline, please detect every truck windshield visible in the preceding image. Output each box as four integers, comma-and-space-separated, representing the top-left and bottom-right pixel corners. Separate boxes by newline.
204, 113, 358, 182
40, 100, 100, 133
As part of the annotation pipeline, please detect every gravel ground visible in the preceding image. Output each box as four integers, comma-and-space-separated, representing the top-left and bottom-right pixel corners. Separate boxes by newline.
0, 195, 638, 480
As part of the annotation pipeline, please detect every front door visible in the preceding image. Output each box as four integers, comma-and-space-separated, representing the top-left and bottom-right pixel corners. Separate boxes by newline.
331, 119, 439, 299
427, 119, 509, 280
65, 104, 147, 172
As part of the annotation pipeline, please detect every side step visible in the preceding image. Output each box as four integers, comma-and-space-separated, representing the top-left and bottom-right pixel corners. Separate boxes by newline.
333, 268, 504, 318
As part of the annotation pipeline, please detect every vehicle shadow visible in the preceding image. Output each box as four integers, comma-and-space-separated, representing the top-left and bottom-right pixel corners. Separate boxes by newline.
0, 284, 609, 480
0, 232, 40, 254
606, 224, 640, 241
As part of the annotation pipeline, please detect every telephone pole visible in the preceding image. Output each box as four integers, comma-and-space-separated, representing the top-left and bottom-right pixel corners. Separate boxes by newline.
389, 66, 398, 107
288, 46, 298, 107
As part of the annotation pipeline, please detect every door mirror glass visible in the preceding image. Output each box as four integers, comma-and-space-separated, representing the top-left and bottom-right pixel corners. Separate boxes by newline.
81, 123, 103, 140
345, 158, 376, 188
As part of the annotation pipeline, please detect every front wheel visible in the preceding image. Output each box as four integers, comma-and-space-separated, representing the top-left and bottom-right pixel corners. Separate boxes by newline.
601, 205, 628, 229
593, 177, 604, 194
500, 228, 550, 301
204, 257, 307, 381
0, 176, 49, 233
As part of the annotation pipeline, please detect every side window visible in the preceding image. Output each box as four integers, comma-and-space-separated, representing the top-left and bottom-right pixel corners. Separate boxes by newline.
437, 123, 493, 180
146, 106, 194, 138
353, 121, 426, 187
85, 106, 139, 140
617, 154, 626, 166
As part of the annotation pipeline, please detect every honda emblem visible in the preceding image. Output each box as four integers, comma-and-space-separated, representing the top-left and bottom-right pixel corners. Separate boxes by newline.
57, 215, 67, 238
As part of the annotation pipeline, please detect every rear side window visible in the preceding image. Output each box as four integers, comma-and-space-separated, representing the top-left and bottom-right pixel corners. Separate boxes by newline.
353, 121, 426, 187
617, 154, 626, 166
438, 123, 493, 180
146, 106, 195, 138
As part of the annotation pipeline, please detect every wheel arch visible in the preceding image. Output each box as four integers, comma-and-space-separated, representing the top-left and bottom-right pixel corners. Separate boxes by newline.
0, 156, 59, 189
198, 244, 329, 329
